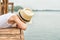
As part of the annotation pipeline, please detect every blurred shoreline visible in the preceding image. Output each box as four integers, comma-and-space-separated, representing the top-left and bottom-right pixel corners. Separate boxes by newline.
8, 6, 60, 12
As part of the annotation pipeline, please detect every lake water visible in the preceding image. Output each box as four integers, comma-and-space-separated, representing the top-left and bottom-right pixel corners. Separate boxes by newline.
24, 11, 60, 40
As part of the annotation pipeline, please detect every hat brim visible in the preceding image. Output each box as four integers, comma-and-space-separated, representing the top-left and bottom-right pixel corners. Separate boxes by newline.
26, 19, 33, 24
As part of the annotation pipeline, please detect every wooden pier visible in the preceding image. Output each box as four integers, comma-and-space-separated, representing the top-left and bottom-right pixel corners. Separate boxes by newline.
0, 0, 24, 40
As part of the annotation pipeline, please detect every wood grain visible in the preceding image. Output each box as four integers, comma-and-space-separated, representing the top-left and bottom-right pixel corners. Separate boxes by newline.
0, 28, 20, 35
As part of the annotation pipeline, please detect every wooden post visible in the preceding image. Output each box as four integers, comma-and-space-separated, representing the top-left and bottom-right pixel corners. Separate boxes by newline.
11, 3, 14, 13
2, 0, 8, 14
8, 3, 14, 13
0, 0, 1, 14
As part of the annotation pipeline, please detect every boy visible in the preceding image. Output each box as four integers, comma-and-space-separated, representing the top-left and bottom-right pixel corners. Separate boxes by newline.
0, 8, 34, 30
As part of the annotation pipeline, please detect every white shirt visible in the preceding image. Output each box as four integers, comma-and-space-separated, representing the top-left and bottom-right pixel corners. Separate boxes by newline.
0, 13, 15, 28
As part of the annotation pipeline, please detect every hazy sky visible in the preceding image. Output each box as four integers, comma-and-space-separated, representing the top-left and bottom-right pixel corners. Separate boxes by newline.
10, 0, 60, 10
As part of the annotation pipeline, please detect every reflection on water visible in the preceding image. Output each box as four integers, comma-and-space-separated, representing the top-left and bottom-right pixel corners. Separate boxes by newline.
24, 11, 60, 40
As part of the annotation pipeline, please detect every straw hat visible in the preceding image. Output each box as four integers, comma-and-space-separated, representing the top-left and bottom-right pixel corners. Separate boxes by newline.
18, 8, 34, 24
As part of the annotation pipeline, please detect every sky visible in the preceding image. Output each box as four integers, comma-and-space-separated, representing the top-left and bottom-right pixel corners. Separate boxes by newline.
9, 0, 60, 10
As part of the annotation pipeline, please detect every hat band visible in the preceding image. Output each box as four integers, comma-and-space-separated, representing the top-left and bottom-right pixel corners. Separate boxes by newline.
19, 12, 30, 22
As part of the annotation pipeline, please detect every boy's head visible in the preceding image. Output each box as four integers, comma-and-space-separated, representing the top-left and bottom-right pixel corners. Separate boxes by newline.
17, 8, 34, 24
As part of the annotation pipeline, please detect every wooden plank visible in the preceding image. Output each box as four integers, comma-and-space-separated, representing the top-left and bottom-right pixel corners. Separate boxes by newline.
0, 35, 20, 39
0, 28, 20, 34
0, 35, 20, 40
0, 38, 20, 40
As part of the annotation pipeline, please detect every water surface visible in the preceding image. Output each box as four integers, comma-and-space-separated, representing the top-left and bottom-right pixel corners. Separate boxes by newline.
24, 11, 60, 40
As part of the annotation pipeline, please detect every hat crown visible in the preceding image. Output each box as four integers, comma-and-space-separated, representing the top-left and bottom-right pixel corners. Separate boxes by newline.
23, 8, 34, 16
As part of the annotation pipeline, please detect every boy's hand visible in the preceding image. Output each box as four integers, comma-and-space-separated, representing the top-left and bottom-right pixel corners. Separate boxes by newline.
12, 23, 17, 27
